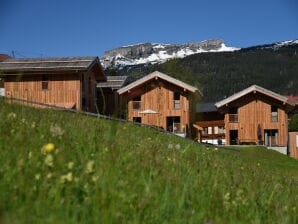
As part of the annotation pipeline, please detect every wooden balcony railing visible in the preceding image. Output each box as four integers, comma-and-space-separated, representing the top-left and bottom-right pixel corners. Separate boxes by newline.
173, 123, 183, 133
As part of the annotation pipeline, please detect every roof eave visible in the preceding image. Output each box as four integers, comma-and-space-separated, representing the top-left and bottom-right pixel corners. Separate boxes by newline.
215, 85, 295, 109
118, 71, 198, 95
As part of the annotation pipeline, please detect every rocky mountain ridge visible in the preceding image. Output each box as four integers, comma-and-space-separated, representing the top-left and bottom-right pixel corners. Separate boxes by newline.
100, 39, 238, 68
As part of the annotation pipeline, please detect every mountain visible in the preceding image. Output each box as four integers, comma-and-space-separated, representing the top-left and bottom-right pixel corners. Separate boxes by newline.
100, 39, 238, 68
104, 39, 298, 101
244, 39, 298, 51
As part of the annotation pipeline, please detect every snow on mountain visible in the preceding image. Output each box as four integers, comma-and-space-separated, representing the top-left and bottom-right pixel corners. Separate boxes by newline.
100, 39, 239, 69
245, 39, 298, 51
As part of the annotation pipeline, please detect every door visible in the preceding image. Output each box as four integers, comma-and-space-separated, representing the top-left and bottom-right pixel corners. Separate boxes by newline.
264, 129, 278, 146
166, 116, 181, 133
230, 130, 238, 145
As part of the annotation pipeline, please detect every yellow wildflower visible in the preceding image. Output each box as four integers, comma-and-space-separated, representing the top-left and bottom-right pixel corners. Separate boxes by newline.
42, 143, 55, 153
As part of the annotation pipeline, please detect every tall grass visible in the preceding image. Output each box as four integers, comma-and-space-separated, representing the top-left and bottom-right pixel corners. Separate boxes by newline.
0, 101, 297, 223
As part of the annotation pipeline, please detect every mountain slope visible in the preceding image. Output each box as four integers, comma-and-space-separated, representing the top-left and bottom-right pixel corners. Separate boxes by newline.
106, 40, 298, 101
101, 39, 238, 68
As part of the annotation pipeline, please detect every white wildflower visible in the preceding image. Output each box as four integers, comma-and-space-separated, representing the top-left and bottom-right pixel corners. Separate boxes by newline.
7, 112, 16, 119
50, 124, 64, 137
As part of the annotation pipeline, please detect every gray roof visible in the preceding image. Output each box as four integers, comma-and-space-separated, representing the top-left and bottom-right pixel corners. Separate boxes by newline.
97, 76, 128, 89
196, 102, 217, 113
0, 56, 100, 73
215, 85, 295, 108
118, 71, 198, 94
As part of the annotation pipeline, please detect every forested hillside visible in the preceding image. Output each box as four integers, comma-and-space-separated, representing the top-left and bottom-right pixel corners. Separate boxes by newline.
106, 44, 298, 101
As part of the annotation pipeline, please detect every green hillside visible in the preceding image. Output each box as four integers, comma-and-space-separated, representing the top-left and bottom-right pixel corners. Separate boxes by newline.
107, 45, 298, 101
0, 101, 297, 223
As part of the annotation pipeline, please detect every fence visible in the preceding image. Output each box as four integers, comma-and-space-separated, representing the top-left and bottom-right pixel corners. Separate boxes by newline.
0, 95, 172, 135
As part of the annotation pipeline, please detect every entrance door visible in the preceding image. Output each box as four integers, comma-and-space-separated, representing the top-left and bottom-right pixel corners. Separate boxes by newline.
166, 116, 180, 133
230, 130, 238, 145
264, 130, 278, 146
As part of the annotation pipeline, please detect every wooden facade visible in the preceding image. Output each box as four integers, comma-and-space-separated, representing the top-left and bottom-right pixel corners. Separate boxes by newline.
288, 132, 298, 159
0, 57, 106, 112
215, 85, 295, 146
118, 71, 199, 137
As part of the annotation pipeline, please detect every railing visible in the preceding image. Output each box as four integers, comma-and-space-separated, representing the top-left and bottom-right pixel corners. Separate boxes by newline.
0, 96, 170, 134
173, 100, 181, 109
172, 123, 185, 134
132, 101, 141, 110
229, 114, 238, 123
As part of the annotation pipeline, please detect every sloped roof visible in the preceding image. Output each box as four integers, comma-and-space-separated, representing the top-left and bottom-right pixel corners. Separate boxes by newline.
117, 71, 198, 94
215, 85, 295, 108
285, 95, 298, 105
0, 54, 11, 62
196, 102, 217, 113
0, 56, 101, 73
97, 76, 128, 89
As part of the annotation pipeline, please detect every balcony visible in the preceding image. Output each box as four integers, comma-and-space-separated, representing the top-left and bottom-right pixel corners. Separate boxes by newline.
132, 101, 141, 110
229, 114, 238, 123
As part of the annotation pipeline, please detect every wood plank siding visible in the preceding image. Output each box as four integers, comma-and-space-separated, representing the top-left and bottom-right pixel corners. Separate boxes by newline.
0, 57, 105, 113
118, 71, 199, 136
125, 79, 190, 129
4, 73, 81, 109
289, 132, 298, 159
223, 93, 289, 146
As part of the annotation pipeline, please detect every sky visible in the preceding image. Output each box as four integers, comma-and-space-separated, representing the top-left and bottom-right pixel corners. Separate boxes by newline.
0, 0, 297, 58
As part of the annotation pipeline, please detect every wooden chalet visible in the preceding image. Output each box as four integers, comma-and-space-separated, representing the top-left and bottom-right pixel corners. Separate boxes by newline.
97, 76, 128, 116
194, 85, 296, 147
117, 71, 200, 137
214, 85, 295, 146
0, 56, 106, 112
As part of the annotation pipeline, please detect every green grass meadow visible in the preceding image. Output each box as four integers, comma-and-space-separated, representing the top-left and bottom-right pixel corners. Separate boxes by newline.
0, 101, 297, 223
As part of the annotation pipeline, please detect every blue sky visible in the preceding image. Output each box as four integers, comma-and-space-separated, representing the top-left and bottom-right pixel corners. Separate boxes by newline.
0, 0, 297, 57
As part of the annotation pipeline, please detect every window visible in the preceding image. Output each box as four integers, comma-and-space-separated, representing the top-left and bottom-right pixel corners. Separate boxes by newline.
218, 126, 225, 134
173, 92, 180, 109
0, 78, 3, 88
229, 107, 238, 123
133, 117, 142, 123
42, 76, 49, 90
271, 106, 278, 122
214, 126, 219, 134
0, 78, 4, 96
132, 96, 141, 110
202, 127, 208, 135
208, 127, 212, 134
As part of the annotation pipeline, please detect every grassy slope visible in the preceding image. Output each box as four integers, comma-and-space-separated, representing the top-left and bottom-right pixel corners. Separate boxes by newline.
0, 101, 297, 224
